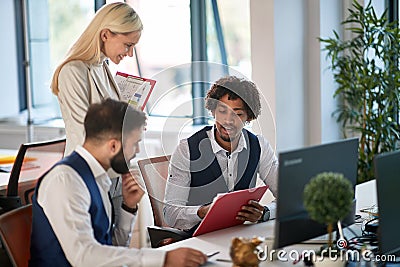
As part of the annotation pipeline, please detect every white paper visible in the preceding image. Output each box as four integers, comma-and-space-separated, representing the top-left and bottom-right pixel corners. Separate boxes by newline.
115, 74, 152, 109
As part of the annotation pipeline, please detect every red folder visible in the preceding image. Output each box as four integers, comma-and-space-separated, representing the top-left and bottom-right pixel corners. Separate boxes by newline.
192, 185, 269, 236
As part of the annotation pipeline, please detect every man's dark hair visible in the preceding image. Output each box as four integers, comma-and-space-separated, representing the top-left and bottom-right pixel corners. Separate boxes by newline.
205, 76, 261, 120
84, 98, 146, 142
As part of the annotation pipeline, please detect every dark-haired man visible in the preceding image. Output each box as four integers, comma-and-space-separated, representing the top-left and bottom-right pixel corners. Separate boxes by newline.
164, 76, 278, 234
29, 99, 207, 267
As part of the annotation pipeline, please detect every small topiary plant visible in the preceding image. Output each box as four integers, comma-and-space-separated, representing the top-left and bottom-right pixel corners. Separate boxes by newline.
303, 172, 354, 249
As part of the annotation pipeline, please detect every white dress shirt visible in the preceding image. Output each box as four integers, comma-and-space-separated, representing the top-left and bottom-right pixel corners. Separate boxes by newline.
37, 146, 166, 267
57, 55, 123, 222
164, 126, 279, 230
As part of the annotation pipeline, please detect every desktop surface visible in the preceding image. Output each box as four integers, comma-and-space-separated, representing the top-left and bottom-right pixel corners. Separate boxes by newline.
159, 180, 376, 267
0, 148, 62, 190
160, 219, 361, 267
0, 149, 18, 190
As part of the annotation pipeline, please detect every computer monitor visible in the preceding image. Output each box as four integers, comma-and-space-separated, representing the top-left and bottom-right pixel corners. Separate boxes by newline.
374, 150, 400, 258
274, 138, 359, 249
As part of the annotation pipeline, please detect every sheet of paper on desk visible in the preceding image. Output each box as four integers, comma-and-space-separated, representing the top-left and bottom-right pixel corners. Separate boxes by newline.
0, 165, 12, 172
114, 72, 156, 110
0, 160, 39, 173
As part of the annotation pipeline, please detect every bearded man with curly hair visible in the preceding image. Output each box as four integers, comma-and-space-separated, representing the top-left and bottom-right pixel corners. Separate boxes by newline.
164, 76, 279, 235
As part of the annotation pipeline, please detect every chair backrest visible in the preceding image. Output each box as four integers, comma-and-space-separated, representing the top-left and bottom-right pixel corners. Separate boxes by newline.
137, 155, 171, 227
0, 204, 32, 267
1, 138, 66, 212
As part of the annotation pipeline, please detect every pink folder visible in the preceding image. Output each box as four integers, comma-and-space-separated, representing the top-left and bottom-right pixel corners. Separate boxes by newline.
192, 185, 269, 236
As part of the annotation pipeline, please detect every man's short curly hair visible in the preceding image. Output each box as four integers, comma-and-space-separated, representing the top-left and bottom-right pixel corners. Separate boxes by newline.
205, 76, 261, 121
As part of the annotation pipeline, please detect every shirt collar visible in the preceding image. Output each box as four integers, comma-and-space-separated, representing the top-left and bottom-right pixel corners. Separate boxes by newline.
96, 52, 108, 65
75, 145, 108, 179
207, 125, 248, 154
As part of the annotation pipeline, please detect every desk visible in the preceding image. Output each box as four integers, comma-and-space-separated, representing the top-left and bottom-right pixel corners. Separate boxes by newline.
0, 149, 62, 191
0, 149, 18, 190
159, 221, 279, 266
159, 181, 376, 266
159, 220, 361, 266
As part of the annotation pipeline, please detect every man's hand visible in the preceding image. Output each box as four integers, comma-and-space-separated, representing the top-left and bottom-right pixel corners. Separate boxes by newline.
236, 200, 264, 223
164, 248, 207, 267
197, 203, 211, 219
121, 169, 144, 209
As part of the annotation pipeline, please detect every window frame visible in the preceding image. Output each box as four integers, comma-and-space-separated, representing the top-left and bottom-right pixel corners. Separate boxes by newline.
17, 0, 235, 125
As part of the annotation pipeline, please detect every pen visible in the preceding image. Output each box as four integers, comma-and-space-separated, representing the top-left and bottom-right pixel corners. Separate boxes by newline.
216, 259, 232, 262
207, 251, 220, 258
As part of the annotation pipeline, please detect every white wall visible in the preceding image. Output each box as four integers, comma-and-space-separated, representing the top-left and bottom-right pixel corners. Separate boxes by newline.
249, 0, 277, 151
250, 0, 344, 153
0, 0, 20, 118
274, 0, 307, 151
319, 0, 343, 144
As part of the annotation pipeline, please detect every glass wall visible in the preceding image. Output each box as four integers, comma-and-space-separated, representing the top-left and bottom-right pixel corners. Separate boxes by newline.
16, 0, 251, 125
24, 0, 95, 121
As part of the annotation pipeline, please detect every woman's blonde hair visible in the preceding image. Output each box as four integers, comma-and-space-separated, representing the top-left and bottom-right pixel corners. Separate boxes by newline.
51, 2, 143, 95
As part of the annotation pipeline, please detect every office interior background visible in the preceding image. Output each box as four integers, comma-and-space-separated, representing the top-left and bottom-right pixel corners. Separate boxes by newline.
0, 0, 395, 249
0, 0, 390, 155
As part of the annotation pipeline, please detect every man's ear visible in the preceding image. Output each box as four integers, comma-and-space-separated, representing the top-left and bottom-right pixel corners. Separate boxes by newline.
108, 138, 121, 156
211, 110, 216, 118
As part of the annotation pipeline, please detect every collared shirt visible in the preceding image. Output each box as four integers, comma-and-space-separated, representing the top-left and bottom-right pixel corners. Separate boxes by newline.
164, 126, 279, 230
37, 146, 166, 267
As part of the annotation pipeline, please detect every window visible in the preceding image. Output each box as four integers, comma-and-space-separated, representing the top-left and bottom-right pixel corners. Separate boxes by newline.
18, 0, 252, 125
120, 0, 252, 124
23, 0, 95, 122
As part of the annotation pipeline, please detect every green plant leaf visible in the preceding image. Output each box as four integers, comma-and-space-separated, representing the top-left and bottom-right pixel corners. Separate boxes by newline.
319, 0, 400, 183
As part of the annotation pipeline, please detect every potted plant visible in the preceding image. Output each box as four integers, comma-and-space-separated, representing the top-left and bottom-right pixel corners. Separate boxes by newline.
320, 0, 400, 183
303, 172, 354, 266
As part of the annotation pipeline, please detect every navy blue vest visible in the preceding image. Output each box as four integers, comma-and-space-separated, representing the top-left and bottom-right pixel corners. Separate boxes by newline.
29, 152, 112, 267
187, 126, 261, 206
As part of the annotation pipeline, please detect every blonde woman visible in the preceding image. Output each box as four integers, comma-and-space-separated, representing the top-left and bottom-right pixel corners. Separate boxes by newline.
52, 2, 142, 156
51, 2, 142, 228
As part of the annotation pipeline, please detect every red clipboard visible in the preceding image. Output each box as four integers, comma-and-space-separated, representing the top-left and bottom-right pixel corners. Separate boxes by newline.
192, 185, 269, 237
115, 72, 156, 111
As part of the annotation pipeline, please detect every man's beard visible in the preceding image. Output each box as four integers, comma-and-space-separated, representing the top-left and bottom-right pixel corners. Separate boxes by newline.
219, 132, 232, 142
218, 127, 239, 143
110, 148, 130, 174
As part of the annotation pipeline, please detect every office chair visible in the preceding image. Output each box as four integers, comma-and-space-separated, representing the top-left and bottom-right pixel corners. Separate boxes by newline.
0, 138, 66, 214
0, 204, 32, 267
137, 155, 190, 248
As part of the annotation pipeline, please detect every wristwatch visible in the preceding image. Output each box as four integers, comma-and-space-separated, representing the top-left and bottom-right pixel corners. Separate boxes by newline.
260, 206, 270, 222
121, 203, 139, 215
